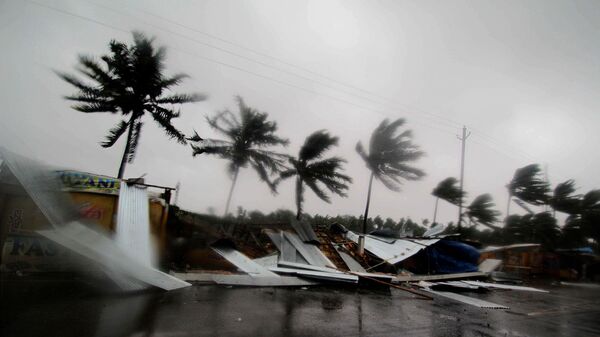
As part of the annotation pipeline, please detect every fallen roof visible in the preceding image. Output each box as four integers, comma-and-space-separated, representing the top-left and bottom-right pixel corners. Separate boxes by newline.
345, 230, 439, 265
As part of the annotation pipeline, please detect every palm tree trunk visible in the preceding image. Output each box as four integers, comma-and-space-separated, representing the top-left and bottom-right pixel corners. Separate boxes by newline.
505, 190, 512, 223
362, 173, 375, 234
117, 117, 135, 179
433, 197, 439, 224
295, 177, 303, 220
223, 166, 240, 217
359, 173, 375, 255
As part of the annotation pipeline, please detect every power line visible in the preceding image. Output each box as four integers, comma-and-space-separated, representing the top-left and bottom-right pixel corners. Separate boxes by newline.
83, 0, 462, 131
25, 0, 459, 136
26, 0, 566, 175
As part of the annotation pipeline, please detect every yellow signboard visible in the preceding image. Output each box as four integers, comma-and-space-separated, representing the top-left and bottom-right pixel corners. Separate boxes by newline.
57, 170, 120, 195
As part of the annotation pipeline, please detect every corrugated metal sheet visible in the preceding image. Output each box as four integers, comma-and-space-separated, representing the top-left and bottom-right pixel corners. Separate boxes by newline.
462, 281, 548, 293
115, 183, 154, 266
291, 219, 319, 243
345, 231, 439, 264
283, 232, 336, 268
270, 266, 358, 283
38, 222, 190, 290
211, 246, 277, 277
423, 289, 509, 309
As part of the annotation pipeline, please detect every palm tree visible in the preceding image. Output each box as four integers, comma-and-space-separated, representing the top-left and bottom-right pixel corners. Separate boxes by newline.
188, 96, 288, 216
276, 130, 352, 220
465, 194, 500, 229
508, 164, 551, 208
580, 189, 600, 244
356, 118, 425, 236
550, 180, 581, 215
431, 177, 465, 224
57, 32, 204, 178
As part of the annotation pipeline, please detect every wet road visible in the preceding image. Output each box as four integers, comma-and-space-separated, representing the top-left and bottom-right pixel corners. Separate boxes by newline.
2, 277, 600, 337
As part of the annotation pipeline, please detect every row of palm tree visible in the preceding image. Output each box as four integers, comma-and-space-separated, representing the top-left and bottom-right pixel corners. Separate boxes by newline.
58, 32, 426, 231
506, 163, 600, 247
431, 177, 500, 230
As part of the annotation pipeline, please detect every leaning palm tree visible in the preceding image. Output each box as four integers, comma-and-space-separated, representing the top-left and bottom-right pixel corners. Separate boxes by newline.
188, 96, 288, 216
508, 164, 551, 208
276, 130, 352, 220
465, 194, 500, 229
356, 118, 425, 236
550, 180, 581, 215
57, 32, 204, 178
431, 177, 465, 224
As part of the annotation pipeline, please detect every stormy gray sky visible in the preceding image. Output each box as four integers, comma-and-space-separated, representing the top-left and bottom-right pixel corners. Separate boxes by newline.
1, 0, 599, 226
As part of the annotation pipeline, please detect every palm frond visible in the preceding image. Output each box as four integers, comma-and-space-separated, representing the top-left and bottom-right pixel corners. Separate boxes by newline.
101, 119, 129, 148
299, 130, 338, 161
466, 194, 500, 227
150, 105, 186, 144
155, 93, 207, 104
126, 119, 143, 163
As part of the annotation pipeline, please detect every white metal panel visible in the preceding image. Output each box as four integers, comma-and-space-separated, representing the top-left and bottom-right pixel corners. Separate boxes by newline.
283, 232, 336, 268
116, 183, 155, 267
335, 248, 366, 273
423, 289, 509, 309
270, 266, 358, 283
212, 246, 277, 277
345, 231, 439, 264
38, 222, 190, 290
211, 274, 316, 286
462, 281, 548, 293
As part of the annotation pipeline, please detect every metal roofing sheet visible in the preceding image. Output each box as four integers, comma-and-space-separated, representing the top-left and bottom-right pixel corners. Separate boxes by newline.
283, 232, 336, 268
345, 231, 439, 264
212, 246, 277, 277
38, 222, 190, 290
116, 183, 154, 266
270, 266, 358, 283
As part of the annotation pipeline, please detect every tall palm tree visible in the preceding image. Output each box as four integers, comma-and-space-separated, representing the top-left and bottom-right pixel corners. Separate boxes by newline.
356, 118, 425, 236
276, 130, 352, 220
465, 194, 500, 229
431, 177, 465, 224
188, 96, 288, 216
57, 32, 204, 178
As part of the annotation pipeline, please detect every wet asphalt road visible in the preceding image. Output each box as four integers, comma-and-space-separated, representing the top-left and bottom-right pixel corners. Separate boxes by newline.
1, 277, 600, 337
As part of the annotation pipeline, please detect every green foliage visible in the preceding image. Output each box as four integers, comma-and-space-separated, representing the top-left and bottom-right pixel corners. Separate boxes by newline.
432, 177, 465, 206
189, 96, 289, 192
57, 32, 204, 177
356, 118, 425, 191
551, 180, 581, 215
509, 164, 550, 206
276, 130, 351, 219
465, 194, 500, 228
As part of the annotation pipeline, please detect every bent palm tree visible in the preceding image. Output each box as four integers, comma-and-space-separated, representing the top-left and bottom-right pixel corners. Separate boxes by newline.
356, 118, 425, 235
550, 180, 581, 215
57, 32, 204, 178
465, 194, 500, 229
188, 96, 288, 216
432, 177, 465, 224
276, 130, 352, 220
508, 164, 550, 207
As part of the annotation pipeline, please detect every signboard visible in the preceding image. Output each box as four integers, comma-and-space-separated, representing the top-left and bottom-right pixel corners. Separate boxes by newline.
57, 170, 120, 195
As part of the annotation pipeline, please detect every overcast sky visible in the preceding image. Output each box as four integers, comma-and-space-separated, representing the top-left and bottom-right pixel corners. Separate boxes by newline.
1, 0, 599, 227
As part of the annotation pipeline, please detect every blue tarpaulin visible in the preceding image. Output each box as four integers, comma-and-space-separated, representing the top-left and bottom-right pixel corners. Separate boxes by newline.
403, 240, 480, 274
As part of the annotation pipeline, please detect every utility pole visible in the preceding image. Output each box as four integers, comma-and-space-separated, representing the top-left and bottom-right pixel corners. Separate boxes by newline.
174, 181, 180, 206
457, 126, 471, 230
